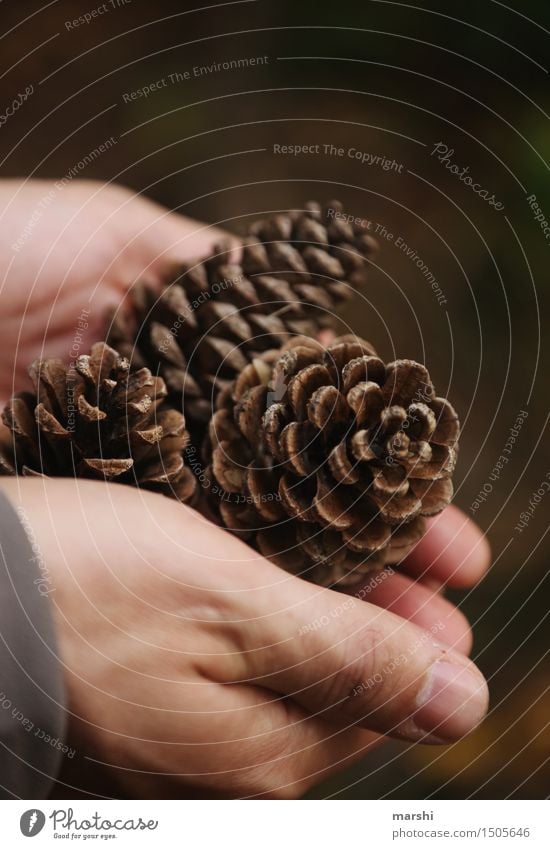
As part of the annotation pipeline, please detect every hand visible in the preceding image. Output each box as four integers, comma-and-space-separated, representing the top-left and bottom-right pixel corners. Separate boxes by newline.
0, 178, 491, 797
0, 178, 232, 403
0, 478, 489, 799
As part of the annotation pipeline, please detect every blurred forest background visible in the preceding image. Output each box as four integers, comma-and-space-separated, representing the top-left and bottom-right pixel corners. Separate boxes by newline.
1, 0, 548, 799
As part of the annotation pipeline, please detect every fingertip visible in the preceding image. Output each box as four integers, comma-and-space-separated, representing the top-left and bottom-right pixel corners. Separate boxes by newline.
412, 655, 489, 742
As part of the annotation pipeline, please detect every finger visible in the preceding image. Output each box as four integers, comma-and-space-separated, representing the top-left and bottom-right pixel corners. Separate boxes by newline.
351, 569, 473, 655
401, 505, 491, 588
207, 686, 381, 799
134, 195, 241, 269
88, 676, 380, 800
230, 562, 488, 745
246, 697, 381, 798
102, 492, 487, 749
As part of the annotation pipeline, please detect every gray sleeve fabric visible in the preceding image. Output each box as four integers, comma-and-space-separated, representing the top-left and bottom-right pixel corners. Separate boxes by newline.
0, 489, 66, 799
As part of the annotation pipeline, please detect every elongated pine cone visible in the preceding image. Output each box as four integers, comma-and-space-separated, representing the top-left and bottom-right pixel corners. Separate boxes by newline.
0, 342, 197, 503
205, 335, 459, 589
107, 200, 378, 434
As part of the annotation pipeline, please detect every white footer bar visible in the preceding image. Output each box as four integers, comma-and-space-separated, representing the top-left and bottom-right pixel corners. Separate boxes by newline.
2, 799, 548, 848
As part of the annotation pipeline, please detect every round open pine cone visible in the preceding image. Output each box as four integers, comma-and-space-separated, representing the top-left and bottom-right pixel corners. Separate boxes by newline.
107, 200, 378, 435
0, 342, 197, 503
205, 335, 459, 589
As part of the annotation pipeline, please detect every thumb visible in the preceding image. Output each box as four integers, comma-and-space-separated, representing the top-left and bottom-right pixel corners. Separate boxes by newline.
235, 569, 488, 744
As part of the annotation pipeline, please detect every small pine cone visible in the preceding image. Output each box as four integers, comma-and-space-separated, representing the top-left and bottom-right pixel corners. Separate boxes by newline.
0, 342, 197, 503
205, 336, 459, 589
107, 200, 378, 436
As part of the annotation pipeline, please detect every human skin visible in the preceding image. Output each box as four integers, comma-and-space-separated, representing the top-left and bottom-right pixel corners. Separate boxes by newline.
0, 178, 232, 401
0, 180, 490, 798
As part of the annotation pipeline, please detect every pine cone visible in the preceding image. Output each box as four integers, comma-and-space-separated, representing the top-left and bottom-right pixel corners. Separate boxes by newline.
0, 342, 197, 503
107, 200, 378, 436
205, 335, 459, 589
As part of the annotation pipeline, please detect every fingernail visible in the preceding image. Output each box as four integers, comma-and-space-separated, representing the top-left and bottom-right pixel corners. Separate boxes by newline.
413, 659, 489, 741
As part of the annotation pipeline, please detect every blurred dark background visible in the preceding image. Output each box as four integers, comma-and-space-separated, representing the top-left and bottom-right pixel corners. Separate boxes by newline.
1, 0, 548, 799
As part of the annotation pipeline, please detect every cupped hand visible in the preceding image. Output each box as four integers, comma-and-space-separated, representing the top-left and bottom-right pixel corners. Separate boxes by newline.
0, 478, 489, 799
0, 178, 232, 402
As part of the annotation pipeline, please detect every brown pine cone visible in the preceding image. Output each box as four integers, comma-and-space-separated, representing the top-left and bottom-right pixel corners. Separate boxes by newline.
0, 342, 197, 503
205, 335, 459, 589
107, 200, 378, 436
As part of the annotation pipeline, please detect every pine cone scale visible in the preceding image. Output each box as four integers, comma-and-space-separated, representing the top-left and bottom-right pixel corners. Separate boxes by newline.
0, 343, 197, 504
205, 335, 459, 589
